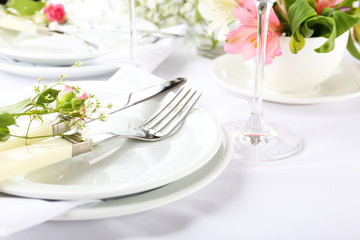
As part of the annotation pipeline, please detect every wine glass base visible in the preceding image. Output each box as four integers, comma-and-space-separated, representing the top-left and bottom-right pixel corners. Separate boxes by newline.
226, 121, 302, 161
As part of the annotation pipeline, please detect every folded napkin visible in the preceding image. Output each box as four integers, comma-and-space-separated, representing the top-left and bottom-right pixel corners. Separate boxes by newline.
0, 24, 187, 75
0, 65, 247, 237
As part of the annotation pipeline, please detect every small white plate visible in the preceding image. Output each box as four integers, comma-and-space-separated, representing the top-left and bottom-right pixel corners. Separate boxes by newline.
210, 54, 360, 104
0, 81, 223, 200
54, 129, 232, 221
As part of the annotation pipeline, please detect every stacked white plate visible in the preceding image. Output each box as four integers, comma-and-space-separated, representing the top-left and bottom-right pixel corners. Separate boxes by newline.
0, 81, 233, 220
0, 21, 186, 78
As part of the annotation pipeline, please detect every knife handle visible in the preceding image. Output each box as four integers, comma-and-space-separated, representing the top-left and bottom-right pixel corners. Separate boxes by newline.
0, 138, 74, 183
0, 11, 49, 35
0, 124, 53, 152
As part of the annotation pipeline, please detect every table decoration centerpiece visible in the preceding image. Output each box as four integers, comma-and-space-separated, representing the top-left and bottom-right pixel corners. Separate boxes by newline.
0, 63, 111, 144
198, 0, 360, 93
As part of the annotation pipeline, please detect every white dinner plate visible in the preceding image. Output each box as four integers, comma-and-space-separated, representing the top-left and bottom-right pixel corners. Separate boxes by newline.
210, 54, 360, 104
54, 129, 232, 221
0, 18, 158, 66
0, 81, 223, 200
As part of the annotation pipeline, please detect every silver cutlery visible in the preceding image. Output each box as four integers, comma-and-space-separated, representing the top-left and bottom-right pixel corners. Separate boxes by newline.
52, 77, 187, 135
0, 87, 202, 183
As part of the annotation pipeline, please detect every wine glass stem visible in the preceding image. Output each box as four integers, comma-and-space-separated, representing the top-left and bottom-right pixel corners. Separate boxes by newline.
128, 0, 138, 67
246, 0, 274, 135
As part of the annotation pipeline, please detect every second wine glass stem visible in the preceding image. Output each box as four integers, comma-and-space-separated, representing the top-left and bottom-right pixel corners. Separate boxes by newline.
245, 0, 274, 137
128, 0, 138, 67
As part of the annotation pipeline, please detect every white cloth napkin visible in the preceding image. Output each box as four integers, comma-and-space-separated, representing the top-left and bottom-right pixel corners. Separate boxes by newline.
0, 24, 187, 75
0, 65, 247, 237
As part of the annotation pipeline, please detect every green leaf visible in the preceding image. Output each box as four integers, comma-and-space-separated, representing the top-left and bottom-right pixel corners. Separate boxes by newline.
290, 29, 305, 53
305, 0, 317, 12
320, 7, 335, 17
273, 3, 289, 23
0, 113, 16, 127
58, 91, 75, 104
36, 88, 60, 107
194, 0, 203, 23
288, 0, 317, 38
0, 98, 30, 114
56, 102, 72, 110
303, 16, 336, 53
70, 98, 84, 110
354, 23, 360, 44
8, 0, 46, 16
335, 0, 358, 8
284, 0, 297, 13
347, 32, 360, 60
0, 126, 10, 141
332, 11, 360, 37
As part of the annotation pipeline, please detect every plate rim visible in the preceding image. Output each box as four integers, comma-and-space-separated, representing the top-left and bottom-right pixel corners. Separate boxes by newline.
54, 129, 232, 221
0, 59, 118, 79
210, 54, 360, 104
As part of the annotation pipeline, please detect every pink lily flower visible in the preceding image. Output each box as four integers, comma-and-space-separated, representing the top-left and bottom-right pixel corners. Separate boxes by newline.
224, 0, 282, 65
315, 0, 344, 14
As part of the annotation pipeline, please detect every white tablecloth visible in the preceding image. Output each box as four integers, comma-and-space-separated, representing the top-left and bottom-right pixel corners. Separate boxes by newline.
1, 46, 360, 240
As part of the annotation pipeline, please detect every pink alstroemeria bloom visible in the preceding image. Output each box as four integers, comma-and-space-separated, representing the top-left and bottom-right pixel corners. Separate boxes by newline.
315, 0, 344, 14
44, 3, 66, 23
224, 0, 282, 65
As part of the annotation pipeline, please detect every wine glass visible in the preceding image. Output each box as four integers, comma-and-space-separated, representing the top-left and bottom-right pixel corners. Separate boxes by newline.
128, 0, 140, 67
227, 0, 302, 161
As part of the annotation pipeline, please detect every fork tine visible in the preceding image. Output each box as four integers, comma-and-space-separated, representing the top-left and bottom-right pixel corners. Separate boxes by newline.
150, 89, 202, 137
141, 87, 189, 128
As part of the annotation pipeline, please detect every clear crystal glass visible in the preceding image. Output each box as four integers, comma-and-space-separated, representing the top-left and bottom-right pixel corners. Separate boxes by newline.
128, 0, 139, 67
227, 0, 302, 161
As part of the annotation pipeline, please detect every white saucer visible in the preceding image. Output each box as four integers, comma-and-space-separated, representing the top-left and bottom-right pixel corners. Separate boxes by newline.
210, 54, 360, 104
54, 129, 232, 221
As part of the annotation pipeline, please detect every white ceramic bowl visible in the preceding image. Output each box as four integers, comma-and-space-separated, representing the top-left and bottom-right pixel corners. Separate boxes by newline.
245, 32, 349, 94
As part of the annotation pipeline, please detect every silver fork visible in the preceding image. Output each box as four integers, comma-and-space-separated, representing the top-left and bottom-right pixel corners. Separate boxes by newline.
66, 88, 202, 157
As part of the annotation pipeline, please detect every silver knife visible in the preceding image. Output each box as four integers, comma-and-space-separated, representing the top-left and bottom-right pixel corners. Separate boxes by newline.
52, 77, 187, 134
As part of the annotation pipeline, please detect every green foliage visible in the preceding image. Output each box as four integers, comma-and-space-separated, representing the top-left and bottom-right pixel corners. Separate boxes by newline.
0, 98, 30, 114
0, 126, 10, 141
0, 113, 16, 141
8, 0, 46, 16
36, 88, 60, 107
275, 0, 360, 56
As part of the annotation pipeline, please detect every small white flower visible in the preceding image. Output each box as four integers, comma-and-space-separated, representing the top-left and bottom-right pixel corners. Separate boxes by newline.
146, 0, 157, 9
99, 111, 109, 122
198, 0, 238, 40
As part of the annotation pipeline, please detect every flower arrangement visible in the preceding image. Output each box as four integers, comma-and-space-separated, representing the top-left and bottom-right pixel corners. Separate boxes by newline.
198, 0, 360, 64
0, 0, 66, 25
122, 0, 197, 29
0, 63, 112, 142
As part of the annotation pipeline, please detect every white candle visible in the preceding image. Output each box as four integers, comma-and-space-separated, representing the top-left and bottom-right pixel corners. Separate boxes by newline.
0, 138, 73, 183
0, 11, 38, 33
0, 122, 53, 152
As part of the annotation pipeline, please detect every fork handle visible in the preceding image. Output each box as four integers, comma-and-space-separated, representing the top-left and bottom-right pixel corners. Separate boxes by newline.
0, 138, 73, 183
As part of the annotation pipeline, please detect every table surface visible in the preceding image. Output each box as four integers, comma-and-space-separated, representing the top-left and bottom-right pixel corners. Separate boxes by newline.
1, 46, 360, 240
